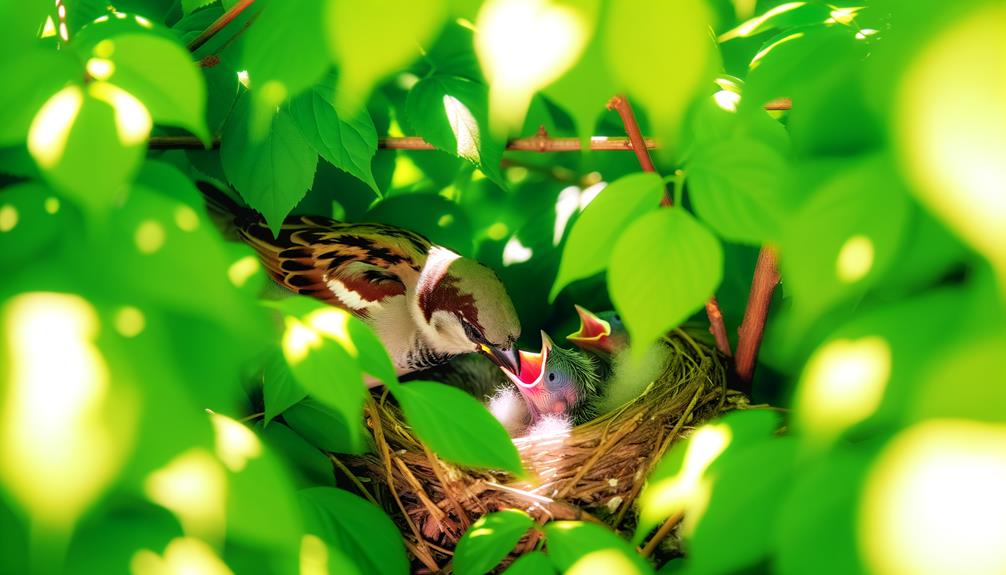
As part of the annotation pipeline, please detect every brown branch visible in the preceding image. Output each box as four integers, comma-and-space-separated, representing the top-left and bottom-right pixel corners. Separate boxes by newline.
640, 512, 683, 557
606, 94, 733, 359
186, 0, 256, 53
147, 134, 658, 151
765, 98, 792, 111
734, 246, 780, 390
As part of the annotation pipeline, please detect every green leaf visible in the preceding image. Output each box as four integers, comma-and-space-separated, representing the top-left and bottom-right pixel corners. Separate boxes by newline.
289, 83, 379, 193
241, 0, 328, 138
220, 91, 319, 235
0, 48, 81, 146
544, 17, 614, 146
27, 82, 150, 216
608, 209, 723, 351
686, 136, 789, 244
86, 33, 209, 142
543, 522, 654, 575
504, 551, 555, 575
719, 2, 832, 42
299, 487, 409, 575
263, 348, 307, 423
283, 399, 367, 455
325, 0, 448, 112
550, 172, 664, 300
0, 182, 72, 269
455, 509, 535, 575
604, 0, 716, 155
406, 75, 504, 187
181, 0, 215, 14
258, 421, 335, 488
270, 298, 367, 451
391, 381, 525, 476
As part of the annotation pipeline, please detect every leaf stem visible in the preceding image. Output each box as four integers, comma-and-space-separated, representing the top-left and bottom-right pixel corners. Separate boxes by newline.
186, 0, 256, 53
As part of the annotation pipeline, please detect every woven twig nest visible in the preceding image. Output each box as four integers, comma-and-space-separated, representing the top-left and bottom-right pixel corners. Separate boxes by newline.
340, 330, 745, 571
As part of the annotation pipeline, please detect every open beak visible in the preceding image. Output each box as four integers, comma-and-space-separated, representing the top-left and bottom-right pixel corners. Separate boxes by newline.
499, 330, 553, 390
480, 343, 521, 376
567, 304, 614, 354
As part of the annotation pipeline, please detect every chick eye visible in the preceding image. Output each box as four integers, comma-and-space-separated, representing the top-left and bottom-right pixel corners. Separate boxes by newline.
548, 372, 556, 382
613, 314, 621, 322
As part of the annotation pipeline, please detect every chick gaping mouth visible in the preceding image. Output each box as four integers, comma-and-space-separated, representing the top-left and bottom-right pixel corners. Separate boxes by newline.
567, 304, 611, 344
500, 330, 552, 390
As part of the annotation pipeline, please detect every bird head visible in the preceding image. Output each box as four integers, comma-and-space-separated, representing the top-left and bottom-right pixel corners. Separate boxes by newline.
413, 247, 521, 373
567, 305, 629, 358
500, 330, 598, 421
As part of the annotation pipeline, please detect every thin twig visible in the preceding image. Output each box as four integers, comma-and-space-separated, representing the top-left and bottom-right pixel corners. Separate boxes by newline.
147, 134, 658, 151
606, 94, 733, 358
186, 0, 256, 52
640, 512, 683, 557
734, 246, 780, 391
328, 454, 379, 506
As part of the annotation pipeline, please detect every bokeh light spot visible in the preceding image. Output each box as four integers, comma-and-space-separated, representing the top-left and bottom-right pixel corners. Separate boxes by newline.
45, 197, 61, 214
114, 306, 145, 338
227, 255, 260, 288
836, 234, 874, 283
210, 412, 262, 473
135, 220, 166, 254
131, 537, 234, 575
300, 534, 329, 575
28, 85, 84, 169
88, 82, 152, 146
487, 222, 509, 241
86, 57, 115, 81
144, 449, 227, 541
0, 205, 18, 232
174, 206, 199, 232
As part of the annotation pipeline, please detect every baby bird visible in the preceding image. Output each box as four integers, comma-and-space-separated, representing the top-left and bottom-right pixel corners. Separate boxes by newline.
198, 182, 521, 378
567, 305, 668, 413
500, 330, 600, 425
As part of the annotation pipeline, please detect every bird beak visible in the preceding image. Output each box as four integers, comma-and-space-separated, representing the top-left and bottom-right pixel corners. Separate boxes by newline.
567, 304, 616, 355
499, 330, 552, 390
480, 343, 521, 376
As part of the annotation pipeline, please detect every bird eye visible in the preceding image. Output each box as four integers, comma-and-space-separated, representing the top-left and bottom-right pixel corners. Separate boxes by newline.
613, 314, 621, 322
547, 372, 556, 382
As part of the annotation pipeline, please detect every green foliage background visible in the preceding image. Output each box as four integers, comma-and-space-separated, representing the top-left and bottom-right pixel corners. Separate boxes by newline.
2, 0, 1006, 574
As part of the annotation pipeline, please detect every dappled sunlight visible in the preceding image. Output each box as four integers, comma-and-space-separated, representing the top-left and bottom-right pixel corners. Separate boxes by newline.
713, 89, 741, 112
282, 317, 322, 365
568, 549, 646, 575
135, 220, 166, 254
719, 2, 807, 41
0, 293, 131, 527
640, 423, 732, 534
443, 94, 480, 161
553, 182, 606, 246
210, 412, 262, 473
227, 255, 260, 288
895, 4, 1006, 283
300, 534, 329, 575
85, 57, 115, 81
44, 197, 61, 214
114, 306, 146, 338
131, 537, 234, 575
144, 449, 227, 542
476, 0, 589, 133
836, 234, 874, 283
28, 85, 84, 169
750, 32, 803, 69
89, 82, 152, 146
860, 420, 1006, 575
502, 235, 533, 266
174, 206, 200, 232
307, 309, 358, 357
0, 205, 18, 232
796, 337, 890, 444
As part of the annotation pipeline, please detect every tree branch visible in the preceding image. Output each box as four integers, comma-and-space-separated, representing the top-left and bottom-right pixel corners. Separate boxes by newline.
734, 246, 780, 391
186, 0, 256, 53
606, 94, 733, 359
147, 134, 659, 151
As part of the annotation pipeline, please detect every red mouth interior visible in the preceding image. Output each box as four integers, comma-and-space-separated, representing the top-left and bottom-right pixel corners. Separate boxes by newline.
570, 309, 610, 341
515, 349, 545, 386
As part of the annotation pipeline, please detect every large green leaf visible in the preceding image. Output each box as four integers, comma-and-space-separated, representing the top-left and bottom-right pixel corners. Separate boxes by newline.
27, 82, 150, 215
543, 522, 653, 575
240, 0, 328, 138
550, 172, 664, 300
406, 75, 504, 186
455, 509, 535, 575
608, 209, 723, 351
81, 32, 210, 142
391, 381, 525, 476
0, 48, 81, 146
0, 182, 72, 269
289, 82, 379, 193
604, 0, 716, 155
220, 91, 319, 235
687, 136, 789, 244
282, 399, 367, 455
325, 0, 448, 112
504, 551, 555, 575
299, 487, 409, 575
263, 348, 306, 424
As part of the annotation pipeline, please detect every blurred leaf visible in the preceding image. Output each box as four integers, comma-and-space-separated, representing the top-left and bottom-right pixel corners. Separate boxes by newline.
81, 32, 210, 142
425, 21, 484, 82
910, 337, 1006, 424
392, 381, 525, 476
609, 208, 723, 351
289, 81, 379, 193
0, 182, 71, 268
605, 0, 716, 155
455, 509, 535, 575
687, 136, 789, 244
0, 48, 81, 146
201, 58, 241, 135
258, 421, 335, 487
220, 91, 318, 235
543, 521, 653, 575
28, 82, 150, 216
719, 2, 832, 42
283, 398, 367, 455
241, 0, 328, 137
0, 2, 48, 52
62, 0, 112, 36
326, 0, 447, 112
263, 348, 306, 424
366, 194, 474, 257
550, 172, 664, 300
504, 551, 556, 575
182, 0, 215, 14
65, 505, 182, 575
406, 75, 505, 186
300, 487, 409, 575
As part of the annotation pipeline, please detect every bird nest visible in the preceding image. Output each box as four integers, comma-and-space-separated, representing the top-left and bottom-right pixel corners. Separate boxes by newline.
337, 330, 744, 571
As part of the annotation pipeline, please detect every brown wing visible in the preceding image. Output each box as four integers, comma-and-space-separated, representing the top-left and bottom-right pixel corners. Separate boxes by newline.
238, 215, 432, 318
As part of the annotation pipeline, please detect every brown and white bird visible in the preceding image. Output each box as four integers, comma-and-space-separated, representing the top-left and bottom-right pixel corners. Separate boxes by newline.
199, 183, 521, 378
